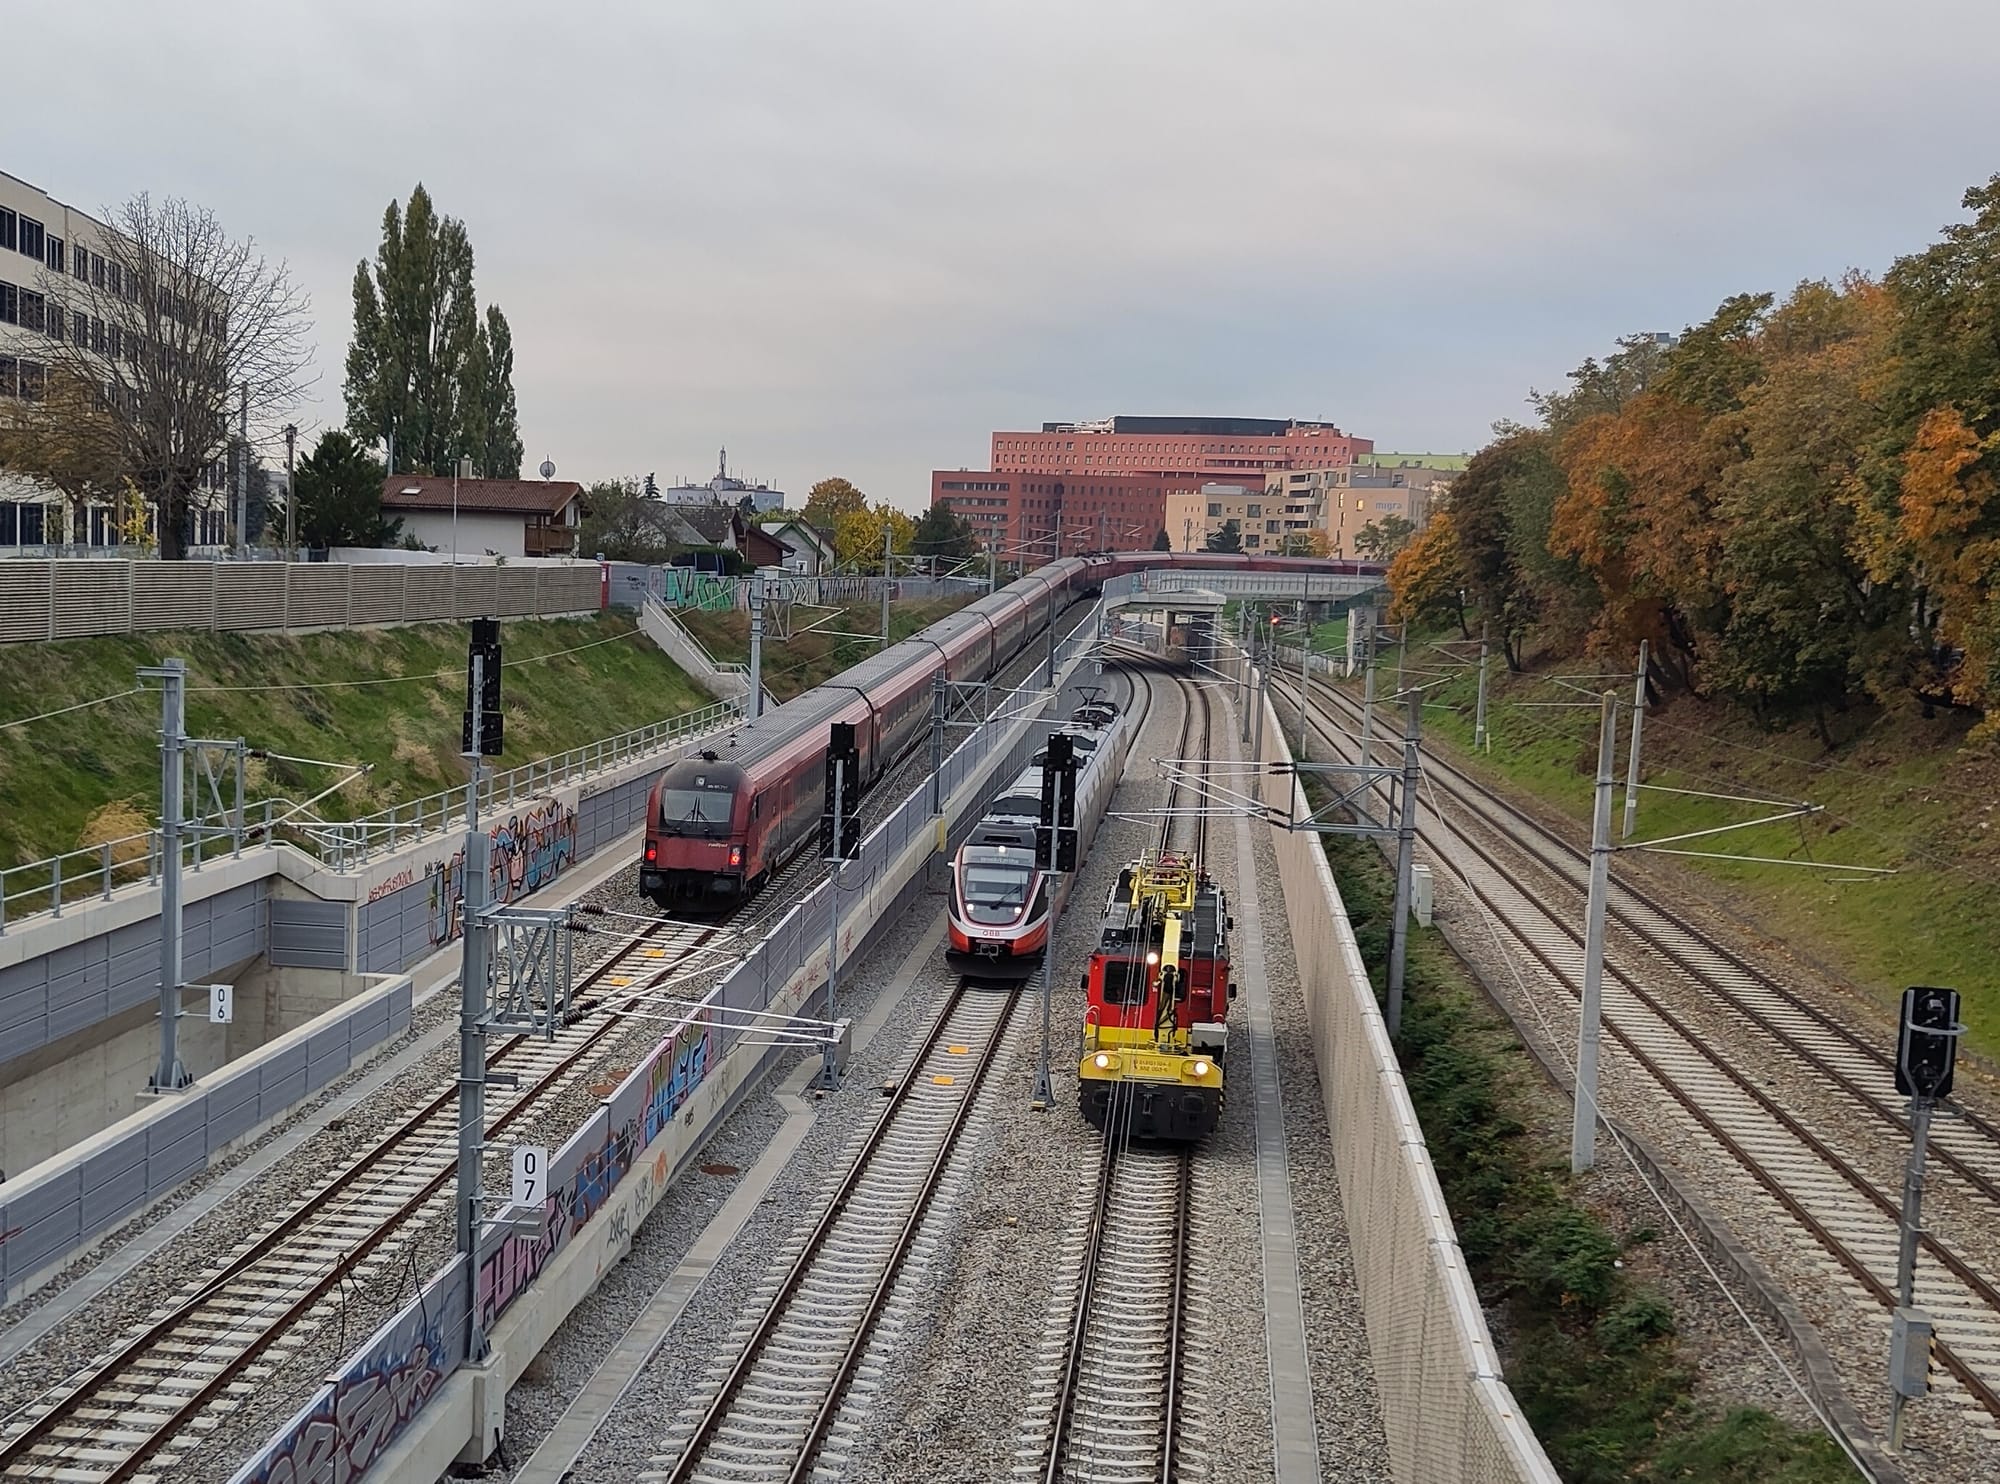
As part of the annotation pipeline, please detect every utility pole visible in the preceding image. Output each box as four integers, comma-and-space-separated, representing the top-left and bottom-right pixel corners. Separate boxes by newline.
1298, 606, 1312, 754
1622, 639, 1649, 839
1474, 621, 1490, 753
1571, 691, 1619, 1173
987, 544, 996, 593
1384, 690, 1421, 1040
819, 723, 859, 1092
881, 521, 893, 647
235, 384, 248, 558
283, 424, 298, 561
1237, 614, 1253, 743
455, 619, 502, 1363
928, 672, 947, 821
1360, 622, 1378, 766
746, 569, 765, 720
1252, 643, 1270, 761
1033, 760, 1065, 1107
143, 659, 190, 1091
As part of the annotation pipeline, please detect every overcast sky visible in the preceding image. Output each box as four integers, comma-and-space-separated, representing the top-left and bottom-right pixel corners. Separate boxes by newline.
13, 0, 2000, 509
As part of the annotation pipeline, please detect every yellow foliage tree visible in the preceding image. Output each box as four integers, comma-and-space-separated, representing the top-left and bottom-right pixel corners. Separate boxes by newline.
1895, 407, 2000, 707
1386, 512, 1470, 636
833, 502, 916, 571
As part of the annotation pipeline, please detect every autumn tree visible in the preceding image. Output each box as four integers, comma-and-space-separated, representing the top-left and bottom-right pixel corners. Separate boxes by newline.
15, 193, 312, 558
1386, 511, 1470, 636
912, 501, 977, 559
833, 501, 915, 570
1451, 435, 1546, 669
804, 476, 868, 528
1353, 515, 1415, 560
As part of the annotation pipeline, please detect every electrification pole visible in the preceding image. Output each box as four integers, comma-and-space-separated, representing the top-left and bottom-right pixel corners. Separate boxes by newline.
1384, 690, 1421, 1040
1474, 620, 1490, 753
235, 385, 248, 558
1033, 762, 1064, 1107
283, 424, 298, 561
746, 569, 765, 720
1571, 690, 1619, 1173
143, 659, 189, 1091
881, 521, 893, 647
1298, 608, 1312, 753
1360, 623, 1378, 765
457, 644, 493, 1361
1622, 639, 1648, 839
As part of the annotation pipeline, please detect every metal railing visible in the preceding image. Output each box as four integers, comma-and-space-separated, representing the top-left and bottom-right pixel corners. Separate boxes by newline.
0, 801, 281, 935
295, 697, 744, 869
0, 697, 744, 931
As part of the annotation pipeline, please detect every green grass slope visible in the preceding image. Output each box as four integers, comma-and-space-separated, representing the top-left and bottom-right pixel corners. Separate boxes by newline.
0, 614, 713, 869
681, 596, 974, 703
1350, 633, 2000, 1055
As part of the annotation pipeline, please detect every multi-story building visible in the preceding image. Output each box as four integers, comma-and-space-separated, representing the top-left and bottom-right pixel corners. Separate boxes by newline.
660, 448, 785, 513
991, 415, 1370, 481
929, 468, 1191, 558
931, 414, 1373, 559
0, 169, 228, 555
1163, 483, 1296, 552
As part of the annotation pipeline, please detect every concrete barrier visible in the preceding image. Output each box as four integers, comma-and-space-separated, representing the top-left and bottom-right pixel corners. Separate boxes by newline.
1255, 691, 1559, 1484
229, 618, 1108, 1484
0, 970, 413, 1301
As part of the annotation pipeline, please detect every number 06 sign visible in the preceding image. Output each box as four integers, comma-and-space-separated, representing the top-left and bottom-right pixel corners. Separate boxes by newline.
511, 1145, 550, 1207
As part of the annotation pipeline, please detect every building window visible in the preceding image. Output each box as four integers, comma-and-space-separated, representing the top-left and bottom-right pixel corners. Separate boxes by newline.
0, 356, 14, 397
47, 236, 64, 274
1266, 520, 1281, 533
1247, 504, 1261, 516
19, 291, 43, 333
107, 324, 122, 358
106, 261, 122, 298
47, 304, 64, 341
73, 245, 89, 282
0, 281, 13, 324
0, 208, 13, 253
1206, 503, 1221, 517
1245, 533, 1261, 547
92, 317, 106, 354
93, 254, 105, 290
19, 217, 44, 262
18, 360, 45, 400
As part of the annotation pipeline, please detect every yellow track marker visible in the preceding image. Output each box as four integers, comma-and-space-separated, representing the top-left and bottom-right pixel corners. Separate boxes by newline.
641, 948, 666, 959
947, 1044, 969, 1055
931, 1074, 956, 1085
608, 975, 633, 987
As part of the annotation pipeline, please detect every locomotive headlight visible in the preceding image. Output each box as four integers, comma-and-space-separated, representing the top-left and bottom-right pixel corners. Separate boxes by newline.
1145, 952, 1159, 966
1191, 1060, 1210, 1078
1093, 1053, 1115, 1071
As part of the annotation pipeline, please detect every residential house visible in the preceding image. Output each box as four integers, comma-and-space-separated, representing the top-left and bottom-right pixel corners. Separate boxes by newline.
380, 476, 583, 559
759, 517, 836, 575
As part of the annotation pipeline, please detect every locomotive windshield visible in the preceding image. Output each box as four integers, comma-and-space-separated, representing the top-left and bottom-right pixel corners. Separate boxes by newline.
961, 861, 1033, 924
657, 784, 734, 837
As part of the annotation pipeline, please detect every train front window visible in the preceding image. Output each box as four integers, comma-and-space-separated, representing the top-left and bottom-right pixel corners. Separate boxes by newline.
1099, 959, 1150, 1006
658, 787, 733, 837
962, 862, 1033, 924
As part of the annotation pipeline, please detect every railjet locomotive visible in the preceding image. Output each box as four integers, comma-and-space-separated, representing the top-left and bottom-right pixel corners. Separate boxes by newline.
944, 697, 1128, 978
1077, 852, 1234, 1140
637, 552, 1375, 908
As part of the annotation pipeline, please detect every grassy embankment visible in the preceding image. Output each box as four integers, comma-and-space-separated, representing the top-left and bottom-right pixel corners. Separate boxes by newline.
1346, 631, 2000, 1054
1319, 820, 1854, 1482
0, 614, 712, 870
680, 596, 974, 703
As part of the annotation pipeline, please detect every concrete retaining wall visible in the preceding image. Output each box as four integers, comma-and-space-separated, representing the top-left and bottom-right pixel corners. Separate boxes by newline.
1254, 690, 1559, 1484
0, 970, 414, 1301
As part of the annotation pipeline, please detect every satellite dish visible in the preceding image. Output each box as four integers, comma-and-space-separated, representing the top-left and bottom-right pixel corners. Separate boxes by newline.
539, 458, 556, 481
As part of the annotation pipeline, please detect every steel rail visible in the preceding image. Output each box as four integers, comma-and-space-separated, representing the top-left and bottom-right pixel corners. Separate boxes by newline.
1282, 669, 2000, 1422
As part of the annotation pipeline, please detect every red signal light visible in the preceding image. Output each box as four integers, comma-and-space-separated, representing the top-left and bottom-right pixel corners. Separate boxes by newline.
728, 844, 744, 868
1269, 613, 1281, 625
644, 842, 657, 863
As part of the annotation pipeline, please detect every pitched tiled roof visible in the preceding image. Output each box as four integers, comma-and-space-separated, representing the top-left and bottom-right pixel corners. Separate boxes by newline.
677, 507, 740, 544
381, 477, 582, 516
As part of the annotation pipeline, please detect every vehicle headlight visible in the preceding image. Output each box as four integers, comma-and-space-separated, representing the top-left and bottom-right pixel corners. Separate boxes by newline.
1093, 1053, 1116, 1071
1191, 1060, 1210, 1078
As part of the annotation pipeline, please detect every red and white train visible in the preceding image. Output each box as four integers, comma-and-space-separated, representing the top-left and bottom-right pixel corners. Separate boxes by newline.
943, 695, 1131, 978
637, 553, 1374, 909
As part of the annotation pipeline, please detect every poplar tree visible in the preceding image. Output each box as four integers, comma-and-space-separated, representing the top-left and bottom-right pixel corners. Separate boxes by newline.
344, 184, 520, 476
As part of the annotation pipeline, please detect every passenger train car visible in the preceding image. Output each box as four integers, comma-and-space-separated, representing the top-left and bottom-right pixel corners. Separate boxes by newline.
637, 552, 1375, 908
943, 695, 1131, 978
1077, 852, 1234, 1140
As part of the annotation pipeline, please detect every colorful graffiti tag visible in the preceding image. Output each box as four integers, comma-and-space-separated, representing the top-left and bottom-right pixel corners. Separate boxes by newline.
424, 798, 579, 946
241, 1319, 449, 1483
474, 1016, 710, 1330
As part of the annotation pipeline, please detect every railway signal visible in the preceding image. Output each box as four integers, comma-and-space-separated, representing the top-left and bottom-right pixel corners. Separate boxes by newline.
1889, 985, 1963, 1451
1036, 732, 1079, 872
461, 616, 503, 756
822, 722, 862, 862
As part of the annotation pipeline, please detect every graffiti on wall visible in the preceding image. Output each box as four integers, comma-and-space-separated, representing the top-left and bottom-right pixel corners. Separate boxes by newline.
424, 798, 579, 946
474, 1016, 710, 1330
241, 1318, 449, 1483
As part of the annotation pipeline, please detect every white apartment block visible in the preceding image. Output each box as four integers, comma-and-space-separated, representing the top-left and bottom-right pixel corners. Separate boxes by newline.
0, 169, 227, 555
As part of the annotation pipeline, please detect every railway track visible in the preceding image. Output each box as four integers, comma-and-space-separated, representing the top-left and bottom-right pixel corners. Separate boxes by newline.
653, 979, 1023, 1483
0, 605, 1099, 1482
0, 912, 726, 1484
1279, 663, 2000, 1434
1022, 666, 1212, 1484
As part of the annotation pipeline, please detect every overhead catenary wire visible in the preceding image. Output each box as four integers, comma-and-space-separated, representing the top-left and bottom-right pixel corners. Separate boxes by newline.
0, 687, 148, 732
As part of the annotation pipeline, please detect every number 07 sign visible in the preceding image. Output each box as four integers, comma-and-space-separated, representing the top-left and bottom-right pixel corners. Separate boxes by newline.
511, 1145, 550, 1207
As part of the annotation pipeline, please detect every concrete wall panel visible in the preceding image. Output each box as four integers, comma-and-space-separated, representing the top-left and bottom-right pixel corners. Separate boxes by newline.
0, 562, 54, 643
270, 898, 347, 970
78, 1139, 150, 1231
0, 1172, 81, 1283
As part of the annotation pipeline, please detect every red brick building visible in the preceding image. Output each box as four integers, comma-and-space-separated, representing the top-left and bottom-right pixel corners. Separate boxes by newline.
932, 416, 1372, 556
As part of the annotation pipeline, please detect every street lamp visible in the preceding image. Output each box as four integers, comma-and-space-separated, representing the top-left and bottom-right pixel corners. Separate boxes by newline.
283, 424, 297, 561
